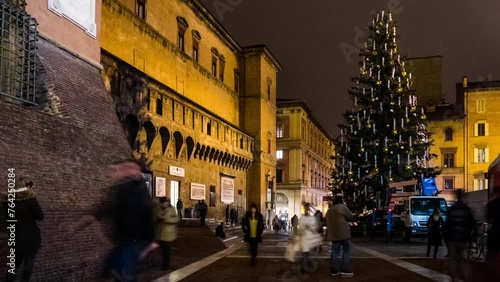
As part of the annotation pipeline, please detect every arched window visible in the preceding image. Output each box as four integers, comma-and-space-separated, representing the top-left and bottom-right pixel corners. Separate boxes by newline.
176, 17, 189, 52
445, 128, 453, 141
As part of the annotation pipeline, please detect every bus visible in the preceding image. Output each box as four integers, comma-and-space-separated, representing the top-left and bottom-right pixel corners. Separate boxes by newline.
401, 196, 448, 240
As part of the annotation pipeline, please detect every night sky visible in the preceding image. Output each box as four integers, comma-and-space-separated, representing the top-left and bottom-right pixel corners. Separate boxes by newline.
202, 0, 500, 137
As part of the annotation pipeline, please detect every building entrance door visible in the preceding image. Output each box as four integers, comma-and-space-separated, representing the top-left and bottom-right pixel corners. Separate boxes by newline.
170, 180, 180, 206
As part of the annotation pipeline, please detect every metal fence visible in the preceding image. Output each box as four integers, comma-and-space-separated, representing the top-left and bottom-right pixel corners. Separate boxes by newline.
0, 0, 38, 104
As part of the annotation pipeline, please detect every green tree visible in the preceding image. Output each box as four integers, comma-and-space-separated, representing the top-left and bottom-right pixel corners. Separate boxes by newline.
332, 11, 440, 211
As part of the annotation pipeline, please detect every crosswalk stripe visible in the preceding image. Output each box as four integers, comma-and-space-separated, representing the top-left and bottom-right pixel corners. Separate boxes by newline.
354, 244, 455, 282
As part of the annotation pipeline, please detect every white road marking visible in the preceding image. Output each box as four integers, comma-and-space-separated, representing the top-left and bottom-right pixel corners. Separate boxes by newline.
354, 244, 454, 282
222, 236, 238, 242
151, 243, 244, 282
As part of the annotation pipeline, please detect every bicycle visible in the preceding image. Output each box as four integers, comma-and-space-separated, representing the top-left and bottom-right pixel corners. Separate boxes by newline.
467, 222, 488, 262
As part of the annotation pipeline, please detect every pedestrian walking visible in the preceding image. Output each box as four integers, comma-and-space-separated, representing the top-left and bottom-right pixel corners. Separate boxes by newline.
176, 198, 183, 221
241, 203, 264, 266
154, 197, 179, 271
291, 214, 299, 235
197, 199, 208, 226
443, 189, 475, 282
298, 203, 322, 273
426, 208, 444, 258
90, 160, 156, 281
225, 205, 230, 225
2, 177, 44, 282
325, 194, 355, 277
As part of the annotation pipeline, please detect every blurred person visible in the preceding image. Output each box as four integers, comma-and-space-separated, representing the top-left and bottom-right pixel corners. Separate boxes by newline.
226, 205, 230, 225
298, 203, 322, 273
443, 189, 475, 282
273, 215, 281, 234
426, 208, 444, 258
87, 160, 155, 281
314, 210, 324, 251
326, 194, 354, 277
241, 203, 264, 266
215, 222, 227, 239
230, 208, 236, 226
234, 208, 240, 227
486, 188, 500, 277
291, 214, 299, 235
3, 177, 44, 282
176, 198, 183, 221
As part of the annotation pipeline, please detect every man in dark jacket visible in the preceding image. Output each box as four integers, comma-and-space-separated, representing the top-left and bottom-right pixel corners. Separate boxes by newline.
3, 178, 44, 282
197, 200, 208, 226
443, 189, 475, 282
176, 198, 183, 221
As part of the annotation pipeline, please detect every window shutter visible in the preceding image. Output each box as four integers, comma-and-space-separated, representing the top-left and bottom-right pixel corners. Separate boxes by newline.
485, 123, 489, 136
474, 179, 478, 191
485, 148, 490, 162
474, 123, 478, 136
474, 148, 478, 163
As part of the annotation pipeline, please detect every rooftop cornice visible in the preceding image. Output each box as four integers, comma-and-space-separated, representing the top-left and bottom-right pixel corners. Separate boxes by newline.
277, 99, 333, 141
184, 0, 242, 54
242, 45, 283, 72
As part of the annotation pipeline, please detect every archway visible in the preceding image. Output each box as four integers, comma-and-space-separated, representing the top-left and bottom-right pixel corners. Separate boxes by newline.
124, 115, 139, 149
275, 192, 289, 217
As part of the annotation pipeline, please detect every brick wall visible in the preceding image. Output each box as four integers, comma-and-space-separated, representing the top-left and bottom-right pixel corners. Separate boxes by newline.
0, 38, 131, 281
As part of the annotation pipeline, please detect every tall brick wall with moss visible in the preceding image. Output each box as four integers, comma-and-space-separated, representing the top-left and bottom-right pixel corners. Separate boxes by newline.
0, 38, 131, 281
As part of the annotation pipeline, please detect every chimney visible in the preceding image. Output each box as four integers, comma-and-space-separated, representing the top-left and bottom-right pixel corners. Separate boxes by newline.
462, 76, 468, 88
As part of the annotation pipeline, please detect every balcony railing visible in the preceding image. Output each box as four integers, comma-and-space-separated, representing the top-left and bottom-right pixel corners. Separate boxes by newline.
0, 0, 38, 104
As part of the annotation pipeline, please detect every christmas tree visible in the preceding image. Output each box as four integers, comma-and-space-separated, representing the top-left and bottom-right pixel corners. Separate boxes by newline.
332, 11, 440, 211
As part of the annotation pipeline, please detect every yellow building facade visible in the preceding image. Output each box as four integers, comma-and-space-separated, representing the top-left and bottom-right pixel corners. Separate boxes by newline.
276, 99, 335, 218
427, 78, 500, 194
100, 0, 282, 220
459, 79, 500, 192
426, 102, 465, 200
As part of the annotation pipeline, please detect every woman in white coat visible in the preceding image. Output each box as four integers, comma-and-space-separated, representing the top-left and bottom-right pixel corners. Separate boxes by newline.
298, 203, 322, 272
